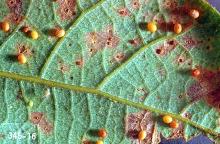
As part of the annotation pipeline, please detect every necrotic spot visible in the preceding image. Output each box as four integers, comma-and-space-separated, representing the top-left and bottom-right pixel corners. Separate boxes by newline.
7, 0, 22, 14
57, 0, 77, 20
30, 112, 44, 124
187, 69, 220, 110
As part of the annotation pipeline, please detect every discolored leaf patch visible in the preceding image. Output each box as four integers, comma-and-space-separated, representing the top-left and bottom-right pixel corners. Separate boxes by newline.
187, 68, 220, 110
125, 110, 160, 143
169, 122, 184, 139
56, 0, 77, 21
85, 26, 120, 55
155, 40, 178, 56
6, 0, 24, 24
30, 112, 53, 134
30, 112, 44, 124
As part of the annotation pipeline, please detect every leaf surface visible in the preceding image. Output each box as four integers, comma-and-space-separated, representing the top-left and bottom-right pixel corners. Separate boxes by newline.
0, 0, 219, 143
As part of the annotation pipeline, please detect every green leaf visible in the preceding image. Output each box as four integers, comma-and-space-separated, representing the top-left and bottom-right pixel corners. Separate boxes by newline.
0, 0, 219, 143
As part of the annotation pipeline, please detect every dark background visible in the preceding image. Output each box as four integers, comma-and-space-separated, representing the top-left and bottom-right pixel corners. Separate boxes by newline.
161, 0, 219, 144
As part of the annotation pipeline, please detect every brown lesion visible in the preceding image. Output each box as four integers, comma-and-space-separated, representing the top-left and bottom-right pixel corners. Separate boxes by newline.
76, 59, 83, 66
132, 0, 140, 9
7, 0, 22, 13
125, 111, 160, 143
182, 112, 192, 119
6, 0, 24, 24
163, 0, 178, 10
128, 38, 142, 48
85, 26, 120, 56
117, 8, 130, 17
113, 52, 125, 63
169, 122, 184, 139
186, 68, 220, 111
30, 112, 53, 134
17, 44, 33, 57
39, 120, 53, 134
155, 40, 177, 56
58, 61, 70, 73
30, 112, 44, 124
56, 0, 77, 21
175, 54, 192, 66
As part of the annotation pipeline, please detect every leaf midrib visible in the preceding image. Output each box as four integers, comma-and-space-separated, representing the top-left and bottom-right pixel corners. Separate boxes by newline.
0, 70, 218, 137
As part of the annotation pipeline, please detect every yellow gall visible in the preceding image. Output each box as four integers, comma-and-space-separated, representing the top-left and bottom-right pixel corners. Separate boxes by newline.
174, 23, 182, 34
169, 120, 179, 128
162, 115, 173, 124
17, 53, 27, 64
0, 21, 10, 32
52, 28, 65, 38
138, 130, 147, 140
29, 30, 39, 40
96, 140, 104, 144
147, 22, 157, 33
189, 9, 200, 19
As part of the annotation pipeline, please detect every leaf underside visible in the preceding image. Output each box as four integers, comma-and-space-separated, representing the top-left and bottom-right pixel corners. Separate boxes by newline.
0, 0, 219, 143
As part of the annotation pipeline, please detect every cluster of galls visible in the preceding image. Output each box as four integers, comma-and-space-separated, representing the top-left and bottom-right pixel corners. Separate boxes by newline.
0, 20, 66, 65
146, 9, 200, 34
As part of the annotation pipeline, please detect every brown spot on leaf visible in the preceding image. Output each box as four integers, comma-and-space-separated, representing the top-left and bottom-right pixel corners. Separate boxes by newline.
56, 0, 77, 20
82, 140, 92, 144
155, 40, 177, 56
128, 38, 142, 47
181, 35, 201, 49
182, 112, 192, 119
5, 13, 24, 24
106, 35, 120, 48
59, 61, 70, 73
114, 52, 125, 62
39, 122, 53, 134
117, 8, 130, 17
169, 122, 184, 139
125, 111, 159, 143
170, 5, 189, 16
158, 21, 174, 32
39, 119, 53, 134
187, 68, 220, 110
178, 57, 184, 63
137, 88, 149, 102
131, 0, 140, 9
175, 54, 187, 65
17, 44, 32, 57
30, 112, 44, 124
30, 112, 53, 134
7, 0, 22, 14
75, 58, 83, 68
86, 26, 120, 55
156, 48, 164, 55
163, 0, 178, 10
137, 88, 148, 96
6, 0, 23, 24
